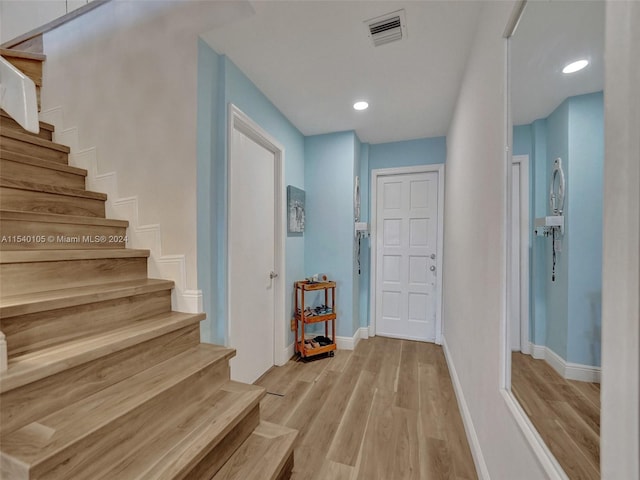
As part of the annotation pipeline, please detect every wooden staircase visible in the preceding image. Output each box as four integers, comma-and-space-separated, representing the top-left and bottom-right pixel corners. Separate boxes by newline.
0, 76, 296, 478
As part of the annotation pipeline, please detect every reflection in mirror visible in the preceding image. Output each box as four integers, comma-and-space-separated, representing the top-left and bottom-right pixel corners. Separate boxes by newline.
509, 1, 604, 478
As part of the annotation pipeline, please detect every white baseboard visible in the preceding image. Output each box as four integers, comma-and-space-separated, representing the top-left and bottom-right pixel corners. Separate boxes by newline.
442, 337, 490, 480
336, 327, 369, 350
39, 106, 202, 314
280, 342, 295, 365
528, 343, 601, 383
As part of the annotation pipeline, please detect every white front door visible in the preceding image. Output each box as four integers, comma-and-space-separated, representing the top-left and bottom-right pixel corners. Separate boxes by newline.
375, 171, 439, 342
228, 125, 276, 384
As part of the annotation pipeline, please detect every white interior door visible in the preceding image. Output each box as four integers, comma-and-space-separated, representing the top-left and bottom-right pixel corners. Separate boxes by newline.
510, 155, 530, 353
375, 171, 439, 342
229, 126, 275, 384
511, 163, 522, 350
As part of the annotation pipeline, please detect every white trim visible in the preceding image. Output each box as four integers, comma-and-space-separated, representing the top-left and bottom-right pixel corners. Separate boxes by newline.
336, 327, 369, 350
369, 164, 445, 344
530, 342, 546, 360
502, 389, 570, 480
512, 154, 530, 355
528, 343, 601, 383
283, 342, 295, 363
39, 106, 203, 314
227, 104, 287, 368
441, 338, 490, 480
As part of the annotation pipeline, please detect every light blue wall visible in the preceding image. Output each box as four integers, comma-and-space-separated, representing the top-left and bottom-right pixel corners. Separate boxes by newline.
531, 119, 548, 346
515, 92, 603, 367
513, 124, 532, 159
197, 48, 305, 347
196, 39, 220, 343
353, 135, 362, 335
544, 98, 570, 360
358, 143, 370, 328
304, 132, 357, 337
566, 92, 603, 366
223, 56, 306, 349
198, 49, 450, 346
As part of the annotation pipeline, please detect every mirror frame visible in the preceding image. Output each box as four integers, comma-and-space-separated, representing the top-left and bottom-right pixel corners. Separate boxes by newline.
500, 2, 570, 478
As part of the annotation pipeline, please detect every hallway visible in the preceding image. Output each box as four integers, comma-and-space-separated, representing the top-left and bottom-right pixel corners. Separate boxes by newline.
255, 337, 477, 479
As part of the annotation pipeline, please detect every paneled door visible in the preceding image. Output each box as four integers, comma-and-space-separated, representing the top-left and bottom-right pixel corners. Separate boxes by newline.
375, 171, 439, 342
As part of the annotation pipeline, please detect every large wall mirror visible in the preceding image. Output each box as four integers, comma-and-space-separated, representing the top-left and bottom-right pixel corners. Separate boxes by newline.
508, 1, 604, 478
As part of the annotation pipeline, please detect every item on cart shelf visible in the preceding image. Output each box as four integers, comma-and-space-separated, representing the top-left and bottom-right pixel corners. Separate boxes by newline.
313, 335, 333, 347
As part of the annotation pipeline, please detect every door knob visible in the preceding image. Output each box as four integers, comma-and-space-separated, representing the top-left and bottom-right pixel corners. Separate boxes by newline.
270, 271, 279, 279
430, 266, 436, 272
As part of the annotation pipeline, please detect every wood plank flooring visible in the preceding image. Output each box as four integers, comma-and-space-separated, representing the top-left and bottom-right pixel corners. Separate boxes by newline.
511, 352, 601, 480
255, 336, 477, 480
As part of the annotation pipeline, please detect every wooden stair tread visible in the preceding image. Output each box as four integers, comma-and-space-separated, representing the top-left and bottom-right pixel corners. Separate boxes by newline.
0, 248, 149, 264
0, 278, 172, 318
212, 421, 298, 480
0, 150, 86, 175
0, 209, 126, 227
0, 108, 53, 129
98, 381, 266, 480
0, 177, 106, 200
0, 344, 235, 469
0, 48, 46, 62
1, 128, 68, 153
0, 109, 54, 131
0, 311, 205, 393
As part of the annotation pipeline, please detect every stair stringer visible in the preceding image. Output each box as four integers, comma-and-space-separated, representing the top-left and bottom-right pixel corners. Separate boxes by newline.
39, 106, 203, 315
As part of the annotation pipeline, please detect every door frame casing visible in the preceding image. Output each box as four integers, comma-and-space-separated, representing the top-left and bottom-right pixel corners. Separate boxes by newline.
227, 103, 287, 367
511, 154, 530, 354
369, 164, 445, 344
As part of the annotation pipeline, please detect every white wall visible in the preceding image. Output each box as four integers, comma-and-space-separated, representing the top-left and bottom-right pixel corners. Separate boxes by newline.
601, 1, 640, 478
443, 2, 548, 478
40, 1, 252, 314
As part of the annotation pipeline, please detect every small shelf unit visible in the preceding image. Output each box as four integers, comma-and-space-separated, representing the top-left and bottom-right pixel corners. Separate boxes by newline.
294, 280, 337, 358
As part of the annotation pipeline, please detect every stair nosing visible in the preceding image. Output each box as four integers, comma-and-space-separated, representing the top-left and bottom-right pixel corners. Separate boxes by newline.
0, 311, 206, 393
0, 278, 174, 318
0, 209, 128, 227
0, 344, 235, 469
0, 48, 46, 62
0, 177, 106, 200
0, 150, 87, 176
1, 109, 54, 131
0, 249, 150, 264
1, 128, 70, 153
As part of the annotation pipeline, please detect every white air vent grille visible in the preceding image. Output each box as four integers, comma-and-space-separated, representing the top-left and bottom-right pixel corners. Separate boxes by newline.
365, 10, 407, 47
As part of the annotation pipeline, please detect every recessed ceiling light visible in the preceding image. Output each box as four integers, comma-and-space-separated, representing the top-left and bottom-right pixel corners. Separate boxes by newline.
353, 101, 369, 111
562, 59, 589, 74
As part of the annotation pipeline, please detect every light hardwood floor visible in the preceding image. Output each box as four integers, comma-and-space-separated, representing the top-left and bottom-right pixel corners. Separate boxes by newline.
255, 336, 477, 480
511, 352, 601, 480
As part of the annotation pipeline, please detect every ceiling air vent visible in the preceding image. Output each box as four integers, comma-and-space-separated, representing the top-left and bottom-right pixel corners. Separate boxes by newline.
365, 10, 407, 47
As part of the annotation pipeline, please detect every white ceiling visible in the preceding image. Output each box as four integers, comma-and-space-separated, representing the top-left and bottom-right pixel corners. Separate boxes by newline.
511, 1, 605, 125
201, 1, 483, 144
201, 1, 605, 143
